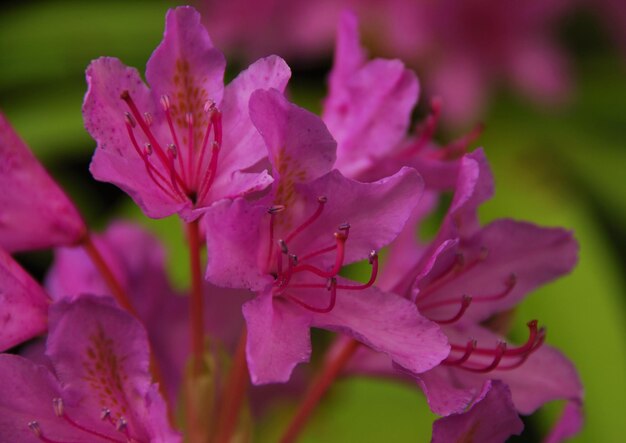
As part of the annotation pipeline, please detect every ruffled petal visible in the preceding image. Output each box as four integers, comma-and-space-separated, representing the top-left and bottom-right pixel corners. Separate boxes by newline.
431, 380, 524, 443
0, 113, 85, 252
311, 282, 449, 375
0, 248, 49, 351
243, 292, 312, 384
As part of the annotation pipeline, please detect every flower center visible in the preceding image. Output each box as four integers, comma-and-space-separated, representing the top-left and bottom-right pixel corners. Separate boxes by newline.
121, 90, 223, 205
265, 196, 378, 314
27, 398, 146, 443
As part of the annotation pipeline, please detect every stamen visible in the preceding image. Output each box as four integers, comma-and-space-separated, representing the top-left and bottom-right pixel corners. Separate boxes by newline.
443, 339, 476, 365
429, 295, 472, 324
399, 96, 442, 157
337, 251, 379, 290
197, 141, 221, 202
143, 112, 153, 126
292, 230, 347, 278
265, 206, 285, 272
284, 196, 327, 244
28, 421, 42, 437
285, 277, 337, 313
461, 341, 507, 373
52, 398, 64, 417
471, 274, 516, 302
124, 112, 136, 128
186, 112, 195, 185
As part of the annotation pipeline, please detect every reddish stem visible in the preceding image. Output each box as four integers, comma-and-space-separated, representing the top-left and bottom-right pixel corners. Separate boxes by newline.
279, 338, 360, 443
187, 219, 205, 375
213, 329, 249, 443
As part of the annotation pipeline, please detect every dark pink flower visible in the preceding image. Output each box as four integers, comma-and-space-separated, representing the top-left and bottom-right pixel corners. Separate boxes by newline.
0, 295, 179, 442
0, 247, 49, 352
203, 89, 449, 384
0, 112, 85, 252
83, 6, 290, 221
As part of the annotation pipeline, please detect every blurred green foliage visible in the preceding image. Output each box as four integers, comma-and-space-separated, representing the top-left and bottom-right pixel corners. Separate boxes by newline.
1, 1, 624, 441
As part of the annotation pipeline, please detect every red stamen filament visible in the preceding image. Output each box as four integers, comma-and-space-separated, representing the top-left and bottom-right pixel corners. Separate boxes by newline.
195, 104, 215, 188
336, 251, 378, 290
428, 295, 472, 324
161, 95, 186, 184
399, 97, 442, 158
284, 197, 327, 244
285, 278, 337, 314
292, 232, 346, 279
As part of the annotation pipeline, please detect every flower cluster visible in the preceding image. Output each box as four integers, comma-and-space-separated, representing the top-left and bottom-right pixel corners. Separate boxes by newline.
0, 6, 582, 443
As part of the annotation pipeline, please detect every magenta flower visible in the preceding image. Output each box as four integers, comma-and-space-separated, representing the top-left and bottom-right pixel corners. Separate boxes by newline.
0, 112, 85, 252
0, 295, 179, 442
431, 380, 523, 443
203, 88, 448, 384
83, 6, 291, 221
0, 247, 49, 352
45, 221, 251, 404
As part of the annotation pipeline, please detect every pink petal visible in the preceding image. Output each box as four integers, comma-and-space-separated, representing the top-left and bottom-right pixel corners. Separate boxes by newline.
218, 55, 291, 179
544, 400, 584, 443
249, 88, 337, 191
243, 292, 312, 384
0, 113, 85, 252
324, 12, 419, 177
0, 248, 49, 351
146, 6, 226, 116
311, 282, 449, 375
85, 57, 188, 218
431, 380, 524, 443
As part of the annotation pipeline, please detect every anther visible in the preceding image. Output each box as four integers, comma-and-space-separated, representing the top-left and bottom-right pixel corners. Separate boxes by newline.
52, 398, 64, 417
116, 417, 128, 432
338, 222, 350, 232
290, 254, 298, 265
120, 90, 130, 100
101, 408, 112, 421
368, 250, 378, 264
204, 100, 216, 113
317, 196, 328, 204
168, 144, 177, 158
143, 112, 153, 126
278, 239, 289, 254
268, 205, 286, 214
186, 112, 194, 126
144, 143, 153, 155
28, 421, 42, 437
124, 112, 136, 128
160, 94, 171, 111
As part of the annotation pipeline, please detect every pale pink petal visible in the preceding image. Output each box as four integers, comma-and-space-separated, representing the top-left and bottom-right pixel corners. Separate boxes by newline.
311, 282, 449, 375
431, 380, 524, 443
203, 198, 272, 291
327, 10, 367, 95
243, 292, 312, 384
218, 55, 291, 178
249, 88, 337, 191
85, 57, 188, 218
0, 113, 85, 252
544, 400, 584, 443
0, 248, 49, 351
146, 6, 225, 114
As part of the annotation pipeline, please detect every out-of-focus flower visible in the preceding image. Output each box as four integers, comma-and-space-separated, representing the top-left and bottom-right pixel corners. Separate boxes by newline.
0, 295, 180, 442
203, 89, 448, 385
431, 380, 523, 443
201, 0, 572, 123
83, 6, 291, 221
0, 248, 49, 351
0, 112, 85, 252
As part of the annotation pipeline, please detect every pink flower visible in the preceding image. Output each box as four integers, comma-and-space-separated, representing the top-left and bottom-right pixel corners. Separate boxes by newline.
83, 6, 291, 221
203, 89, 449, 384
0, 247, 49, 352
0, 295, 179, 442
0, 112, 85, 252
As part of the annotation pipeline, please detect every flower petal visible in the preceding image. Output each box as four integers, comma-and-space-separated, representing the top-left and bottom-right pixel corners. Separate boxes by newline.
431, 380, 524, 443
544, 400, 584, 443
311, 282, 449, 375
0, 113, 85, 252
0, 248, 49, 351
85, 57, 188, 218
243, 292, 312, 384
146, 6, 226, 115
324, 11, 418, 177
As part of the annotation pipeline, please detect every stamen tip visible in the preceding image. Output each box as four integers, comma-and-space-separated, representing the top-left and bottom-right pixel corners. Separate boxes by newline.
278, 239, 288, 254
120, 90, 130, 100
52, 397, 64, 417
317, 196, 328, 204
28, 421, 42, 437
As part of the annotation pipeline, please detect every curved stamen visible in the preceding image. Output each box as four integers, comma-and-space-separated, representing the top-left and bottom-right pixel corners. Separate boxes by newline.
471, 274, 516, 303
197, 141, 221, 202
265, 205, 285, 272
442, 339, 476, 365
292, 231, 346, 278
285, 278, 337, 314
186, 112, 195, 185
299, 243, 337, 263
195, 102, 216, 188
399, 97, 442, 158
459, 342, 507, 373
429, 295, 472, 324
496, 329, 546, 370
284, 196, 327, 244
337, 251, 379, 291
161, 95, 186, 184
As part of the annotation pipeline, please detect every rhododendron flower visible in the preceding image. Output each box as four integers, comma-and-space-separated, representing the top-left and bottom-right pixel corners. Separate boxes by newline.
0, 248, 49, 351
45, 221, 251, 404
0, 295, 179, 442
0, 112, 85, 252
203, 89, 449, 384
84, 6, 290, 221
431, 380, 523, 443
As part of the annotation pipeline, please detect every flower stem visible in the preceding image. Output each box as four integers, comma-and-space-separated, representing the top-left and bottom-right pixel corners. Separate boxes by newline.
82, 233, 138, 316
213, 328, 249, 443
279, 338, 360, 443
187, 219, 205, 375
